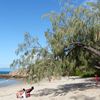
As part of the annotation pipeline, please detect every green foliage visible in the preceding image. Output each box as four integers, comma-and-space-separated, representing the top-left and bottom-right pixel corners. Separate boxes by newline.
10, 32, 42, 69
81, 71, 96, 78
11, 0, 100, 82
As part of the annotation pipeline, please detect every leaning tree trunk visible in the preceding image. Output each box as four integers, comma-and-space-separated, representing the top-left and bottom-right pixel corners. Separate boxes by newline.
73, 42, 100, 57
75, 42, 100, 68
65, 42, 100, 69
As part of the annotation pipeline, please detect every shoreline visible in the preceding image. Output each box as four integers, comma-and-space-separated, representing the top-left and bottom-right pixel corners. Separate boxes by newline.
0, 76, 100, 100
0, 78, 23, 88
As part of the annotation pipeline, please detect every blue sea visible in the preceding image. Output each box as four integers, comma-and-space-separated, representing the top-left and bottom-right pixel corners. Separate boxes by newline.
0, 68, 22, 87
0, 68, 11, 85
0, 68, 12, 74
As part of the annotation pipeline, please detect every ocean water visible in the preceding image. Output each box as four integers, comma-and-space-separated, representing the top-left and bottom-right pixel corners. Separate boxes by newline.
0, 68, 10, 85
0, 78, 22, 88
0, 68, 12, 72
0, 78, 7, 82
0, 68, 19, 87
0, 71, 10, 74
0, 78, 8, 85
0, 68, 11, 75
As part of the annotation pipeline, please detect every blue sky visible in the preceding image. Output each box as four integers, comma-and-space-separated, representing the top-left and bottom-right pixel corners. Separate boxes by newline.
0, 0, 93, 68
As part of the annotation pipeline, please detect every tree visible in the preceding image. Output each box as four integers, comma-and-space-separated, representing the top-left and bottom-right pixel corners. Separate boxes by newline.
11, 0, 100, 82
45, 0, 100, 74
10, 32, 42, 68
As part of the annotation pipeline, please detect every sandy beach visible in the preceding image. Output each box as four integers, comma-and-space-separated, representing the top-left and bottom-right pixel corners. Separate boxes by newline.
0, 77, 100, 100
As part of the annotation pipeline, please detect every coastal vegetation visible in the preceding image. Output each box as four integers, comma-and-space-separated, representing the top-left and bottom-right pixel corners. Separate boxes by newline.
10, 0, 100, 82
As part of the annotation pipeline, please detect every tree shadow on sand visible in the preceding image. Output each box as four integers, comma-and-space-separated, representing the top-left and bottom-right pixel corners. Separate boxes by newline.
32, 79, 100, 97
70, 95, 95, 100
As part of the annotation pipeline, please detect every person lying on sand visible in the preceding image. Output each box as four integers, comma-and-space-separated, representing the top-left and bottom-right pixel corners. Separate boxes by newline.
16, 86, 34, 98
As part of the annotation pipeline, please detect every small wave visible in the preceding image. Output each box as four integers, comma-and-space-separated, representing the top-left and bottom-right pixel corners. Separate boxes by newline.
0, 79, 9, 84
0, 78, 23, 88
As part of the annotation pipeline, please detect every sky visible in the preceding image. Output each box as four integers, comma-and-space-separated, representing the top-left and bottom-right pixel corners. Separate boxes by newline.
0, 0, 94, 68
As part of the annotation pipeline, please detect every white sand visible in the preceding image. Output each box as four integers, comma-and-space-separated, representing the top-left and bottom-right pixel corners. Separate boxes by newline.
0, 77, 100, 100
